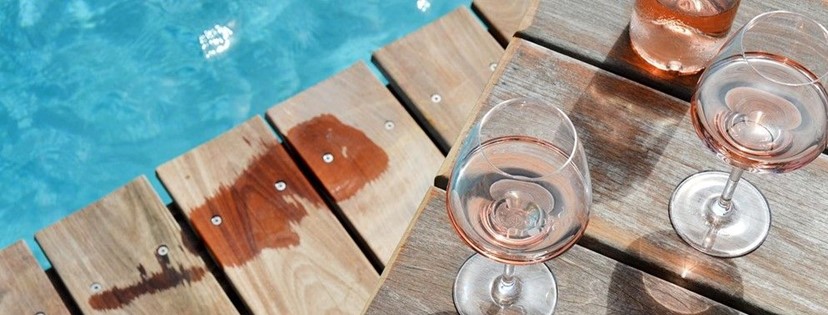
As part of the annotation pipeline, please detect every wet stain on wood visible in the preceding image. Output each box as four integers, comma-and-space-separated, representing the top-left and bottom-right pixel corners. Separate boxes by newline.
88, 252, 207, 310
188, 141, 319, 268
287, 114, 390, 201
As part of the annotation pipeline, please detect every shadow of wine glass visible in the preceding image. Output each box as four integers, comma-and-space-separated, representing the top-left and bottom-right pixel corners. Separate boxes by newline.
604, 230, 744, 315
569, 70, 684, 198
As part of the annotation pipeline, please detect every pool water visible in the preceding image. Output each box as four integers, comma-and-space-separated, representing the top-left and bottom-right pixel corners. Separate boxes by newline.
1, 0, 470, 267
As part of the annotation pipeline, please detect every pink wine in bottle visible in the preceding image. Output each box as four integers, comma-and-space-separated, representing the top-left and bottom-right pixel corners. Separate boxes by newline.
630, 0, 740, 75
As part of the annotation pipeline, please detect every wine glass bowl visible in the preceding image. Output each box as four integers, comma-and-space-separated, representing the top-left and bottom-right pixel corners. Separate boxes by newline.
670, 11, 828, 258
737, 11, 828, 87
692, 53, 828, 174
447, 98, 591, 314
448, 136, 590, 265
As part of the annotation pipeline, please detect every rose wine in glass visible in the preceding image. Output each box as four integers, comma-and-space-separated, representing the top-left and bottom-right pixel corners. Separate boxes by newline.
670, 11, 828, 257
450, 136, 590, 264
448, 98, 591, 314
630, 0, 740, 75
692, 53, 827, 173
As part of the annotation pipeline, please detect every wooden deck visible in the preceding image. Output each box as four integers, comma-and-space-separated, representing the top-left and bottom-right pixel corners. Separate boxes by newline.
266, 62, 443, 265
472, 0, 536, 44
374, 7, 503, 151
0, 241, 70, 314
364, 188, 742, 314
3, 1, 828, 314
520, 0, 828, 100
157, 117, 377, 314
36, 177, 238, 314
433, 37, 828, 314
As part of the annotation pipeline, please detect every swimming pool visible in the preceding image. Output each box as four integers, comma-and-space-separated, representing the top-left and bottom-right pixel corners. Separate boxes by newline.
1, 0, 470, 267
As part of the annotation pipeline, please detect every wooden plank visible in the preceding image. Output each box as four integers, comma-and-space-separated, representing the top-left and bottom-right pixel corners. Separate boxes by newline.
156, 117, 377, 314
35, 177, 238, 314
435, 38, 828, 314
473, 0, 535, 44
266, 62, 444, 265
373, 7, 504, 151
434, 39, 522, 189
0, 241, 71, 314
520, 0, 828, 100
365, 187, 742, 314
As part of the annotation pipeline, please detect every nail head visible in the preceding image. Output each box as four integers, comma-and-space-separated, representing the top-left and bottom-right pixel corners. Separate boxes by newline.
384, 121, 395, 130
156, 245, 169, 256
430, 94, 442, 103
274, 181, 287, 191
211, 215, 222, 226
90, 283, 102, 293
322, 153, 334, 163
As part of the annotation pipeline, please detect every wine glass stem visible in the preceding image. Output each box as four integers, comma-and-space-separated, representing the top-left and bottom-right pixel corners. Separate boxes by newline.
503, 264, 515, 280
717, 167, 744, 214
491, 264, 521, 306
700, 167, 744, 250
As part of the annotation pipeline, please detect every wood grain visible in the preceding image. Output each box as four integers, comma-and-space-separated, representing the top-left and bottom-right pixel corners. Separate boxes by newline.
156, 117, 377, 314
35, 177, 237, 314
435, 38, 828, 314
365, 187, 741, 315
473, 0, 534, 44
266, 62, 443, 265
520, 0, 828, 100
373, 7, 504, 151
0, 241, 71, 315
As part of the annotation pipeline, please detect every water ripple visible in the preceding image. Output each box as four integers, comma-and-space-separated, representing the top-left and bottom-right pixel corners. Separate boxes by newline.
0, 0, 470, 268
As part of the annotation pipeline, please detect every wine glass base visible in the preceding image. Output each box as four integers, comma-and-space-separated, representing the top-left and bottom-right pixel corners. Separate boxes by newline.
669, 171, 771, 258
453, 254, 557, 315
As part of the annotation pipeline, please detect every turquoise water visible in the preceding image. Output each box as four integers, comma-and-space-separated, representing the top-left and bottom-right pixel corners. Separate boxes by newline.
1, 0, 470, 267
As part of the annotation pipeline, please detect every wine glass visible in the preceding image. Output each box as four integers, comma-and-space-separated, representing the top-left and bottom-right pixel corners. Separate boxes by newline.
670, 11, 828, 257
447, 97, 592, 314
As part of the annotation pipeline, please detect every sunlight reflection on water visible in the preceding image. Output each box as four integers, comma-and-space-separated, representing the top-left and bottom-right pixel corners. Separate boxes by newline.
199, 23, 235, 59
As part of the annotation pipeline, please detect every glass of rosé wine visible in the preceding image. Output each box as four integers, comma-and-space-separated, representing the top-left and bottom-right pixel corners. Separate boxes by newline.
447, 98, 592, 314
670, 11, 828, 257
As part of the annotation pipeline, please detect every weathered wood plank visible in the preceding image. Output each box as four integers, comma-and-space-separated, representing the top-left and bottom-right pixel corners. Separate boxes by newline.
156, 117, 377, 314
520, 0, 828, 100
365, 187, 741, 315
373, 7, 504, 151
266, 62, 444, 265
35, 177, 238, 314
473, 0, 535, 44
434, 40, 522, 189
0, 241, 71, 314
436, 38, 828, 314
